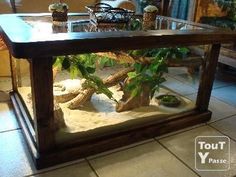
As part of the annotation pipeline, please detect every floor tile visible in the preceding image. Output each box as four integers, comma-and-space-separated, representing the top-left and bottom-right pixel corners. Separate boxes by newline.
172, 72, 234, 89
215, 68, 236, 83
90, 141, 198, 177
162, 76, 197, 96
217, 63, 236, 78
0, 130, 92, 177
212, 85, 236, 107
0, 102, 19, 132
187, 94, 236, 122
31, 161, 96, 177
87, 139, 154, 160
167, 67, 188, 76
211, 115, 236, 141
159, 126, 236, 177
172, 72, 200, 89
0, 130, 37, 177
155, 123, 206, 140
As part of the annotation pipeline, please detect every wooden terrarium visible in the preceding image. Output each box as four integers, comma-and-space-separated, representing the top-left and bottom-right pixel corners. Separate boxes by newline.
0, 13, 236, 169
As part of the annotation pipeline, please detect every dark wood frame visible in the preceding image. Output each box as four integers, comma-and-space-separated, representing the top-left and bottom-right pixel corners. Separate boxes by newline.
1, 13, 236, 169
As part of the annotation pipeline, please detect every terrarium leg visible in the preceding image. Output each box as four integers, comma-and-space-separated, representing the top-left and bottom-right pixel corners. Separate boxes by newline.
29, 57, 55, 153
161, 0, 170, 16
196, 44, 221, 111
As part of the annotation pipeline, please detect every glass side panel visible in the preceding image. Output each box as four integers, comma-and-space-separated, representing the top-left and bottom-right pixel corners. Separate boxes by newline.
0, 51, 12, 92
15, 58, 34, 122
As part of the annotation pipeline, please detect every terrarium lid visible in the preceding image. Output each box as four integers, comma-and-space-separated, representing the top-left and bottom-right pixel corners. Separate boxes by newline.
144, 5, 158, 13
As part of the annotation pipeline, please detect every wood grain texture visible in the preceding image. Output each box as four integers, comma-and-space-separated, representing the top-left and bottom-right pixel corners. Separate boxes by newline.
29, 57, 55, 153
196, 44, 221, 111
161, 0, 170, 16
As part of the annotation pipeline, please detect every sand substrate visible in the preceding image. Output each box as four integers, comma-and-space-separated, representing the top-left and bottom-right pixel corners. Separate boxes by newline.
18, 84, 195, 145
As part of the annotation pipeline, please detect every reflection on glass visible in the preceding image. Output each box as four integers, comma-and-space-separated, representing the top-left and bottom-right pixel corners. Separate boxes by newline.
49, 48, 200, 144
14, 58, 34, 123
22, 14, 207, 35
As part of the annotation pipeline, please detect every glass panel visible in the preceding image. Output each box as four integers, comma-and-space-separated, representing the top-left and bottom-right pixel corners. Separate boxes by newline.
15, 59, 34, 122
18, 15, 211, 145
21, 14, 209, 35
164, 45, 204, 101
52, 47, 200, 144
0, 51, 12, 92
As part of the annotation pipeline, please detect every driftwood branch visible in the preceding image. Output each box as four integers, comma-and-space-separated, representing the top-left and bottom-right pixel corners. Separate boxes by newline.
67, 67, 134, 109
54, 51, 203, 112
116, 80, 151, 112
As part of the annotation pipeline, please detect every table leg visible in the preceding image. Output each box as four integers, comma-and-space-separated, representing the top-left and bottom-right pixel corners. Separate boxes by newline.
196, 44, 221, 111
29, 57, 55, 153
162, 0, 170, 16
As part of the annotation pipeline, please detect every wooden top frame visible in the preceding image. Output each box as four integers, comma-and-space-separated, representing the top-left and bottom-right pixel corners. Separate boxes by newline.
0, 13, 236, 58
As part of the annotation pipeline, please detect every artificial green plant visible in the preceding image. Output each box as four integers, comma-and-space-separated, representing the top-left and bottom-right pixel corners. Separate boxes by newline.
125, 47, 189, 98
53, 54, 117, 102
214, 0, 236, 21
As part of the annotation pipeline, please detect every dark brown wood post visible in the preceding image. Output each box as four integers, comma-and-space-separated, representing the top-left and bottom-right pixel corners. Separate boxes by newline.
161, 0, 170, 16
29, 57, 55, 153
233, 42, 236, 50
196, 44, 221, 111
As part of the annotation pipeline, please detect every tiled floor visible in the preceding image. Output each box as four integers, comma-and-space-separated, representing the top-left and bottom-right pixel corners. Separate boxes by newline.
1, 67, 236, 177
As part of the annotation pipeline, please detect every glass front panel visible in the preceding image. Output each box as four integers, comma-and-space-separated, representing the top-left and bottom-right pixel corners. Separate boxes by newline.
51, 48, 201, 144
17, 15, 211, 144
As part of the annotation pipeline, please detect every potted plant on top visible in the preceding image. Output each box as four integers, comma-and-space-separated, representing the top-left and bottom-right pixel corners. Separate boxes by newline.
49, 0, 69, 25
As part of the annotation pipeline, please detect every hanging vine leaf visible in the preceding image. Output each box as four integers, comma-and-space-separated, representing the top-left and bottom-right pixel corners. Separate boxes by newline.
82, 74, 117, 102
69, 65, 81, 78
53, 53, 118, 102
125, 48, 170, 99
62, 57, 70, 70
53, 56, 64, 69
